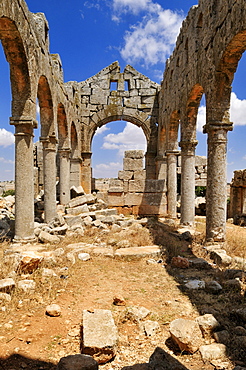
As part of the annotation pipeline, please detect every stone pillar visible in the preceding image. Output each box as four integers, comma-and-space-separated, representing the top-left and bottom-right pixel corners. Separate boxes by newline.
166, 150, 179, 218
10, 117, 37, 242
41, 135, 57, 222
145, 151, 156, 179
81, 152, 92, 194
70, 157, 82, 188
155, 155, 167, 180
59, 148, 70, 205
179, 140, 198, 226
204, 122, 233, 242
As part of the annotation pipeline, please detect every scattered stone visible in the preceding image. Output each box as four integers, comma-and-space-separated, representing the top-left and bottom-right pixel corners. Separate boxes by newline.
115, 246, 161, 260
171, 256, 189, 269
57, 354, 98, 370
205, 281, 223, 294
17, 280, 36, 293
196, 314, 220, 338
213, 330, 230, 344
42, 268, 57, 277
125, 306, 150, 322
78, 253, 91, 261
199, 343, 227, 361
82, 309, 118, 364
46, 304, 61, 317
169, 318, 203, 353
143, 320, 160, 337
184, 279, 205, 290
17, 251, 43, 274
0, 278, 15, 293
210, 250, 232, 267
148, 346, 187, 370
39, 230, 60, 244
113, 294, 126, 306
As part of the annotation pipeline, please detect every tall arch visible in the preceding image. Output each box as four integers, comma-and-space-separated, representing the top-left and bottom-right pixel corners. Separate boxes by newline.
57, 103, 70, 204
180, 84, 204, 226
0, 16, 36, 241
37, 75, 57, 222
70, 122, 81, 189
205, 31, 246, 242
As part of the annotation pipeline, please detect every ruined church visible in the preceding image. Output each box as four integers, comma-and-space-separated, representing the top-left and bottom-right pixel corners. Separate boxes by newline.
1, 0, 245, 243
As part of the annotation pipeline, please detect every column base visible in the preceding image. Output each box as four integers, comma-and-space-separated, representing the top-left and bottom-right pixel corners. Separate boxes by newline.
12, 235, 37, 244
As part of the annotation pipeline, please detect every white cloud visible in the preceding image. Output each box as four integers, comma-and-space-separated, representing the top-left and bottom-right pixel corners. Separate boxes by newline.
0, 128, 14, 147
230, 92, 246, 126
94, 125, 110, 136
120, 9, 183, 66
196, 92, 246, 133
102, 122, 147, 157
94, 161, 121, 178
112, 0, 160, 15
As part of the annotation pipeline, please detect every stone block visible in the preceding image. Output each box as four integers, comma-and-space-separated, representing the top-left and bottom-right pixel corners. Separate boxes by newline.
114, 246, 161, 260
124, 193, 143, 206
195, 156, 207, 166
82, 309, 118, 364
66, 204, 90, 215
170, 318, 203, 353
123, 158, 143, 171
138, 204, 167, 216
107, 193, 124, 207
133, 170, 146, 180
68, 194, 95, 208
125, 150, 144, 159
118, 170, 133, 180
123, 96, 141, 108
128, 180, 145, 193
57, 354, 98, 370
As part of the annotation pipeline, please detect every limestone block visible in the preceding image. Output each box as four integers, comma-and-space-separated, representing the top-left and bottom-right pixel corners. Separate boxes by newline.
141, 96, 155, 104
39, 231, 60, 244
123, 96, 141, 108
0, 278, 15, 293
195, 156, 207, 166
17, 279, 36, 293
125, 150, 144, 159
200, 173, 207, 179
199, 343, 227, 361
118, 171, 133, 180
68, 195, 95, 209
66, 204, 90, 216
141, 192, 167, 206
17, 251, 43, 274
123, 180, 129, 193
107, 193, 124, 207
124, 193, 143, 206
210, 250, 232, 266
90, 89, 108, 105
138, 204, 167, 216
196, 314, 220, 338
123, 158, 143, 171
195, 179, 207, 187
134, 170, 146, 180
115, 246, 161, 260
169, 318, 203, 353
108, 96, 122, 105
82, 309, 118, 364
81, 87, 92, 95
138, 88, 157, 96
129, 180, 145, 193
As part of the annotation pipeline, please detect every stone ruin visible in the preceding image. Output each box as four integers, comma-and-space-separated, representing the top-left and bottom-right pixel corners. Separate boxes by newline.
229, 169, 246, 225
1, 0, 246, 243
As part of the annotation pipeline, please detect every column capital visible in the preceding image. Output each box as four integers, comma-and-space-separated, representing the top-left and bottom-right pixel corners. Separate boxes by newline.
81, 151, 92, 159
179, 140, 198, 154
203, 121, 233, 134
58, 147, 71, 154
40, 134, 58, 151
166, 150, 180, 156
10, 116, 38, 129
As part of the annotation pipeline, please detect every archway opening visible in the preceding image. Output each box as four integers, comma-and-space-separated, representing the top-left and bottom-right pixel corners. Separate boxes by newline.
91, 120, 147, 190
0, 42, 14, 184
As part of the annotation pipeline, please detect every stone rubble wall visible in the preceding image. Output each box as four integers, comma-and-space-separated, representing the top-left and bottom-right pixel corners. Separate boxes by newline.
95, 150, 167, 216
177, 155, 207, 187
229, 169, 246, 221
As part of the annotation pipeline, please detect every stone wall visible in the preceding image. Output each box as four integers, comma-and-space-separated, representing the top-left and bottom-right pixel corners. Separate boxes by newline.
229, 170, 246, 222
96, 150, 167, 216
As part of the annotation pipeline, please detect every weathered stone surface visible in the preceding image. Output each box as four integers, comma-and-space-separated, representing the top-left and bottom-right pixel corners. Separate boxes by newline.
57, 354, 98, 370
123, 158, 143, 172
17, 251, 43, 274
39, 231, 60, 244
66, 204, 90, 216
148, 347, 188, 370
199, 343, 227, 361
46, 304, 61, 317
115, 246, 161, 260
82, 309, 118, 364
196, 314, 220, 338
17, 279, 36, 292
0, 278, 15, 293
169, 318, 203, 353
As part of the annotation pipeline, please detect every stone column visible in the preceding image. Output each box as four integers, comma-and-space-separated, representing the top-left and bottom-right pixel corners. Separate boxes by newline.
155, 155, 167, 180
204, 122, 233, 242
81, 152, 92, 194
41, 135, 57, 223
10, 117, 37, 242
59, 148, 70, 205
179, 140, 198, 226
70, 157, 82, 188
166, 150, 179, 218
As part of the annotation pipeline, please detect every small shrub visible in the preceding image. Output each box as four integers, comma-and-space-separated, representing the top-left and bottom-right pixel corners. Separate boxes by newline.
3, 189, 15, 197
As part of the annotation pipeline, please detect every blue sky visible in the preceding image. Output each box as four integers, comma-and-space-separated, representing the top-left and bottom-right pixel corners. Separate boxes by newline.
0, 0, 246, 181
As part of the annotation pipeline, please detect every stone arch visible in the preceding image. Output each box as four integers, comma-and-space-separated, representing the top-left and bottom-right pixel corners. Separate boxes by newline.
57, 103, 69, 148
0, 16, 31, 117
37, 75, 54, 138
70, 122, 81, 189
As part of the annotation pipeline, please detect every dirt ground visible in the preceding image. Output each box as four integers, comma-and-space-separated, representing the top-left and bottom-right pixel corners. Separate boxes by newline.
0, 217, 246, 370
